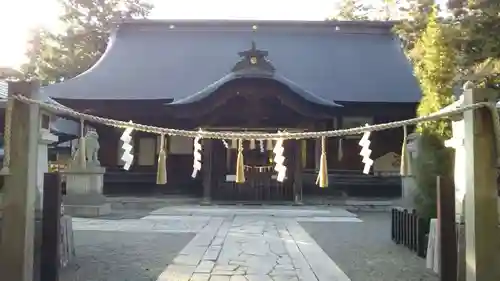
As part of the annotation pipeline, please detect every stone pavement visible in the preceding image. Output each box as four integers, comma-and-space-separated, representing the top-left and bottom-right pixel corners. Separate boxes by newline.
66, 206, 435, 281
153, 207, 357, 281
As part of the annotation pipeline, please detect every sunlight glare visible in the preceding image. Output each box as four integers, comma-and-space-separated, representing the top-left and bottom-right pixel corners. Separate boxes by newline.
0, 0, 61, 68
2, 0, 436, 69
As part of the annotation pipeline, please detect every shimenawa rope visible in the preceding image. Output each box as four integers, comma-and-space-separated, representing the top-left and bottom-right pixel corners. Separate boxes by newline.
10, 94, 500, 144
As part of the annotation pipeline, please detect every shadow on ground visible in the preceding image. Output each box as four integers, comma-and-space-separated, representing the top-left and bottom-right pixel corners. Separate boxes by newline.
59, 231, 194, 281
300, 212, 439, 281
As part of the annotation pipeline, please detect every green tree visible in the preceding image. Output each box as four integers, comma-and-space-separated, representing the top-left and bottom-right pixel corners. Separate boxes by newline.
328, 0, 374, 20
22, 0, 153, 84
412, 8, 456, 218
414, 10, 455, 137
448, 0, 500, 88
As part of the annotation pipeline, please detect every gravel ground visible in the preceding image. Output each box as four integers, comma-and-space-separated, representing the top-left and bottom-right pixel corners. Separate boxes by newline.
59, 231, 194, 281
300, 212, 439, 281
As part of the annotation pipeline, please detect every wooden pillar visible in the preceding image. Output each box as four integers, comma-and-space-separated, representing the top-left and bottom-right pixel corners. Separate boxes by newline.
463, 87, 500, 281
40, 173, 62, 281
293, 140, 303, 205
0, 81, 41, 281
201, 139, 213, 205
437, 176, 457, 281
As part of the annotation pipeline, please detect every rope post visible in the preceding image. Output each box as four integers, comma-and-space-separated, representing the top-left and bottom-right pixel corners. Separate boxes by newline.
0, 80, 41, 281
462, 86, 500, 281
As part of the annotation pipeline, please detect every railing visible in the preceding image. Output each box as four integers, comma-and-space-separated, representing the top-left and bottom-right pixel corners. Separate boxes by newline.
391, 207, 429, 258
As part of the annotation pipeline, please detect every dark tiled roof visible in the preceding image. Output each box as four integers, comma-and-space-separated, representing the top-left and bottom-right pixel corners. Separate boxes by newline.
44, 20, 421, 103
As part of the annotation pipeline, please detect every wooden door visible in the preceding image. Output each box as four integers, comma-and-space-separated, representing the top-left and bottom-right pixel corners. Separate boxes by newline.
338, 138, 363, 171
212, 140, 294, 201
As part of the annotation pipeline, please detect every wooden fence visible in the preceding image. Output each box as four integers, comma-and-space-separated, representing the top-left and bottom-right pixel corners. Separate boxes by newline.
391, 207, 429, 258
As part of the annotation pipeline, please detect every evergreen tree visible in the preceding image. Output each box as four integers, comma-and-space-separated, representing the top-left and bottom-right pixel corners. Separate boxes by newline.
412, 8, 456, 218
22, 0, 153, 84
414, 9, 455, 137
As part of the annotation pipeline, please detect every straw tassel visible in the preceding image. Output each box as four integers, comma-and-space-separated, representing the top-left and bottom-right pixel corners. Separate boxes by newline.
156, 134, 167, 184
235, 139, 245, 183
315, 137, 328, 188
301, 140, 307, 168
400, 126, 409, 176
266, 139, 274, 150
231, 139, 238, 149
79, 119, 86, 168
249, 139, 256, 150
337, 138, 343, 161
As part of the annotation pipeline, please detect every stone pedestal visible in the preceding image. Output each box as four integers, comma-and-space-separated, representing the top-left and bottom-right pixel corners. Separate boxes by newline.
400, 176, 418, 208
62, 166, 111, 217
399, 133, 419, 209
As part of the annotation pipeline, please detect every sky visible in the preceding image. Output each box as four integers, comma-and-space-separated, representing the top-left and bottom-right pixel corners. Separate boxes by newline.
0, 0, 445, 69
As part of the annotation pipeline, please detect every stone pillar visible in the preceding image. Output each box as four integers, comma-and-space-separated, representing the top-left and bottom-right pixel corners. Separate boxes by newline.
400, 133, 419, 209
0, 80, 40, 281
444, 118, 466, 223
463, 87, 500, 281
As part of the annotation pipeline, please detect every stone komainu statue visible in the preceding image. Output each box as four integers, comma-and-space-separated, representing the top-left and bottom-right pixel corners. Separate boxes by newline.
71, 130, 100, 168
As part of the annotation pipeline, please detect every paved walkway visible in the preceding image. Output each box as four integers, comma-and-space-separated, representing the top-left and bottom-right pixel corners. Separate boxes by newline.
71, 206, 359, 280
145, 207, 357, 281
67, 206, 438, 281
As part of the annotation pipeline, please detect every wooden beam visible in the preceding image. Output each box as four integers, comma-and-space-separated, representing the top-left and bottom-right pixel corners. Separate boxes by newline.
201, 139, 213, 205
463, 87, 500, 281
0, 81, 40, 281
293, 140, 303, 205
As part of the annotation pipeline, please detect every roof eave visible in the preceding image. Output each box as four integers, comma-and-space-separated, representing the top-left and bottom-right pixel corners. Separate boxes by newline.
169, 69, 342, 107
116, 19, 396, 30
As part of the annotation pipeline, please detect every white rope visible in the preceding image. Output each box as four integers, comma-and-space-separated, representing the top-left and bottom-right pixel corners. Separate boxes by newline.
11, 94, 499, 141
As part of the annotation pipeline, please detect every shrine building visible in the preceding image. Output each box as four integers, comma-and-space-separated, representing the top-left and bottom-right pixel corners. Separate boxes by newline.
34, 20, 420, 201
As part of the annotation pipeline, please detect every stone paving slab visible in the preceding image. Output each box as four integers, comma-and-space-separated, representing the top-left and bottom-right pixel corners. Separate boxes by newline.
158, 215, 352, 281
150, 206, 357, 218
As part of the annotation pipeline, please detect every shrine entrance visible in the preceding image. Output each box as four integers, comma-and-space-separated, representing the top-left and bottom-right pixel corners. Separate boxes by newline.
162, 42, 340, 202
209, 135, 299, 201
171, 81, 334, 203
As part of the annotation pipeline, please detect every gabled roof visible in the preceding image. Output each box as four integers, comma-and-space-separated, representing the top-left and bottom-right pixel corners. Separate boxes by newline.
172, 41, 340, 107
44, 19, 422, 103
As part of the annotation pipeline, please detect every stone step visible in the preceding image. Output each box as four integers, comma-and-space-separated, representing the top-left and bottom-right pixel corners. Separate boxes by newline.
149, 206, 357, 218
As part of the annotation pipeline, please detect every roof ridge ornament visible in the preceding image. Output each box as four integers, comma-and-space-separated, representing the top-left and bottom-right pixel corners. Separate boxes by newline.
231, 41, 275, 73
